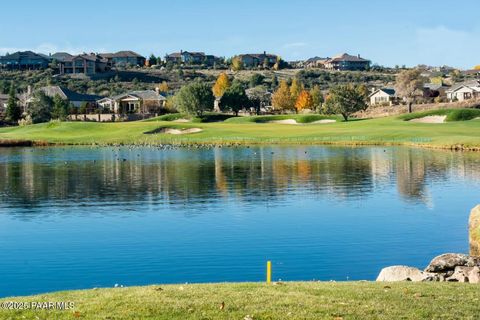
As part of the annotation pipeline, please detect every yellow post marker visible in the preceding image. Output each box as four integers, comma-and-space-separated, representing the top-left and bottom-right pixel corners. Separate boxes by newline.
266, 261, 272, 284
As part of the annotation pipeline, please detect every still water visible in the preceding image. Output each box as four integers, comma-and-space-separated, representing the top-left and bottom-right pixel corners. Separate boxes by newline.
0, 146, 479, 297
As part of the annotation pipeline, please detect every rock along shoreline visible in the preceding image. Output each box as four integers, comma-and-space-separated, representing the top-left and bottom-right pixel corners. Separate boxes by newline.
378, 205, 480, 284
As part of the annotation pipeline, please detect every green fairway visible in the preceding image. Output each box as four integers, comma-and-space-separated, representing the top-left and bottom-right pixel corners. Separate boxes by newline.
1, 282, 479, 319
0, 111, 479, 149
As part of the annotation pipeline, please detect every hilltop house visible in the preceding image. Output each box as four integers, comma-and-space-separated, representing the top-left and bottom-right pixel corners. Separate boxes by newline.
50, 52, 74, 62
369, 88, 397, 106
304, 56, 329, 69
165, 51, 219, 66
236, 52, 278, 68
100, 51, 146, 67
446, 80, 480, 102
0, 51, 50, 70
58, 54, 110, 75
97, 90, 166, 114
324, 53, 370, 71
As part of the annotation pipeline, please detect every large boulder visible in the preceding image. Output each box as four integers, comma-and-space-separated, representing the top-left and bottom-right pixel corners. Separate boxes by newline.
446, 266, 480, 283
424, 253, 470, 273
470, 205, 480, 257
376, 266, 438, 282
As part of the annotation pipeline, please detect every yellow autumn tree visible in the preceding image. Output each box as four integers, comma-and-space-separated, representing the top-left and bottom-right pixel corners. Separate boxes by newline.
474, 65, 480, 70
295, 90, 314, 113
212, 73, 231, 98
157, 81, 169, 93
231, 57, 244, 71
290, 78, 303, 103
271, 80, 294, 112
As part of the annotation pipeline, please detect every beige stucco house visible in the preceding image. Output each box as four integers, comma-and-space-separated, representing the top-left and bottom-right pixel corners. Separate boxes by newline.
369, 88, 396, 106
98, 90, 166, 114
446, 81, 480, 102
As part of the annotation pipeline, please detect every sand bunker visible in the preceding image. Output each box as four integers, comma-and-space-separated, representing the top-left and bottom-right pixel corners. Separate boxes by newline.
269, 119, 336, 125
312, 119, 336, 124
145, 127, 203, 135
409, 115, 446, 124
173, 119, 191, 123
269, 119, 298, 124
163, 128, 202, 135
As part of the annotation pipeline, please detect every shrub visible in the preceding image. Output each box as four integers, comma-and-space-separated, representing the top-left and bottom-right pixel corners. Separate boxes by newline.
18, 115, 33, 127
446, 109, 480, 121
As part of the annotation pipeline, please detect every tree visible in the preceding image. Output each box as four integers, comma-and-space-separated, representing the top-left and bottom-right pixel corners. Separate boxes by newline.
271, 80, 294, 112
323, 84, 368, 121
212, 73, 230, 98
5, 85, 22, 123
273, 56, 288, 70
295, 90, 314, 113
310, 85, 324, 113
474, 65, 480, 70
231, 56, 244, 71
28, 91, 53, 123
158, 81, 169, 93
175, 81, 215, 116
249, 74, 265, 88
395, 69, 426, 113
290, 78, 303, 103
51, 94, 69, 120
0, 80, 10, 94
246, 85, 271, 115
271, 75, 279, 89
149, 54, 158, 66
219, 81, 250, 116
79, 102, 88, 115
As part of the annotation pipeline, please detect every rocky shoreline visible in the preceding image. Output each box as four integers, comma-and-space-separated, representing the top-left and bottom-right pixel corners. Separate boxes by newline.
377, 253, 480, 283
378, 205, 480, 284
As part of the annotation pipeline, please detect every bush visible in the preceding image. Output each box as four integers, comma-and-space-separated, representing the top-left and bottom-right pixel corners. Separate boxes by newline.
18, 115, 33, 127
446, 109, 480, 121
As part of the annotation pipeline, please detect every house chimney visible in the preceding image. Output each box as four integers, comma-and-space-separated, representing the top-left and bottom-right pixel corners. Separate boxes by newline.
358, 54, 361, 58
155, 87, 160, 94
264, 51, 266, 55
27, 85, 32, 96
180, 50, 183, 54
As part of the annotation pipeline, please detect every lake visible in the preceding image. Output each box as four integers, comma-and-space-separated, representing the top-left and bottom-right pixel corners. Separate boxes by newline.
0, 146, 479, 297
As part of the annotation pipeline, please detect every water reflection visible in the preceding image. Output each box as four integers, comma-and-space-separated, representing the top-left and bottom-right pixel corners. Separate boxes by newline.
0, 146, 479, 214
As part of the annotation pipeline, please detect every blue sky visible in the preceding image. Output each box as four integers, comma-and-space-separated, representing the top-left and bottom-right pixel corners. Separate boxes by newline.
1, 0, 479, 69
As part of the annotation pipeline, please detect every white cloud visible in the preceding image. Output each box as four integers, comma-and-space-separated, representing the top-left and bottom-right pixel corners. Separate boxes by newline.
415, 26, 480, 69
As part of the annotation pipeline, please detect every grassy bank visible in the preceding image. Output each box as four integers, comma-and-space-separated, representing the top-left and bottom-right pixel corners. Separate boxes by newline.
1, 282, 479, 319
0, 111, 479, 150
398, 108, 480, 122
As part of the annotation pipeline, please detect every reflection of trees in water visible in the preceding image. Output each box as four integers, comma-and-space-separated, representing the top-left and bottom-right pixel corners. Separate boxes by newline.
0, 147, 479, 211
392, 149, 480, 204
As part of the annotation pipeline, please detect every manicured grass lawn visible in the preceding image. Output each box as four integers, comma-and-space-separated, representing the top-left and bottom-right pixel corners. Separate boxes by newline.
1, 282, 479, 319
0, 111, 479, 149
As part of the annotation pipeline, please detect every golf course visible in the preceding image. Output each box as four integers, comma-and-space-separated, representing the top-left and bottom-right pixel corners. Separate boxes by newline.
0, 109, 479, 150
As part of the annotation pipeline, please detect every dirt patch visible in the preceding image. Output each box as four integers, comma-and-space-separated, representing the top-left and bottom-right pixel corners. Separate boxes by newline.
269, 119, 298, 124
144, 127, 202, 135
173, 119, 191, 123
409, 116, 447, 124
312, 119, 336, 124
